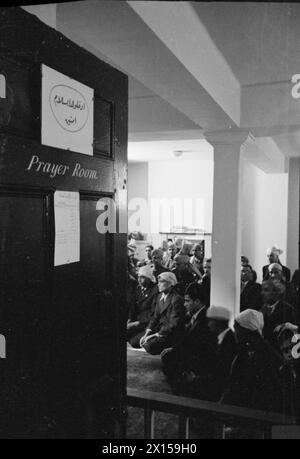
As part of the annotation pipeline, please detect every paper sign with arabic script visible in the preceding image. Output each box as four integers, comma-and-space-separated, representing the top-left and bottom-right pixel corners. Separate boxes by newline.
41, 64, 94, 155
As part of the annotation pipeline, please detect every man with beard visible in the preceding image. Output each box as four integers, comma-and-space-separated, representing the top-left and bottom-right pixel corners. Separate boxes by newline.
262, 246, 291, 282
140, 272, 185, 355
221, 309, 282, 413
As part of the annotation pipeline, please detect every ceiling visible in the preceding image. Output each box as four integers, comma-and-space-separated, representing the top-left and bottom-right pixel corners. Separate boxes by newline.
22, 2, 300, 169
192, 2, 300, 87
128, 139, 213, 162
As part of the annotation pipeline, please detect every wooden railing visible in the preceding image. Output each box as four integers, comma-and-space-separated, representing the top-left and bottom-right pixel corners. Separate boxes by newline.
127, 388, 298, 439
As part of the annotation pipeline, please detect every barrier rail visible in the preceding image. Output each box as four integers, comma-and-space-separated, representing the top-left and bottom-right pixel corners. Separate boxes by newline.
127, 387, 298, 439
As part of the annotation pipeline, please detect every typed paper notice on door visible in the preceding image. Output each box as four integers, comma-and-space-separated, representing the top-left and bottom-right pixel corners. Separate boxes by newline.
54, 191, 80, 266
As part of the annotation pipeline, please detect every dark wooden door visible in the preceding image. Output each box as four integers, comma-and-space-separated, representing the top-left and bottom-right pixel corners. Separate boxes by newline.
0, 7, 127, 438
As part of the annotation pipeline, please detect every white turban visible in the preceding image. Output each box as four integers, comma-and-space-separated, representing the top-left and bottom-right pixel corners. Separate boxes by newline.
235, 309, 264, 335
138, 265, 156, 283
267, 246, 283, 256
158, 272, 177, 286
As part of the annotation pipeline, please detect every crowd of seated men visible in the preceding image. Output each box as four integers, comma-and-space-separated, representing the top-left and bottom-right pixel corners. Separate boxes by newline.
126, 241, 300, 425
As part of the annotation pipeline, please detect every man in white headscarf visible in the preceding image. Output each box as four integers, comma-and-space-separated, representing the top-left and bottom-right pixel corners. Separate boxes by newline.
140, 272, 185, 355
220, 309, 282, 414
127, 265, 158, 348
262, 245, 291, 282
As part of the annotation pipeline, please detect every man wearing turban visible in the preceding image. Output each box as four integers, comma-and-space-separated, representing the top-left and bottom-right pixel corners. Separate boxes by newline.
221, 309, 282, 415
127, 265, 158, 348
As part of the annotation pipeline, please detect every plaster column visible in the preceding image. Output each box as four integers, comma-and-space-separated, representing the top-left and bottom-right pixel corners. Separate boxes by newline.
287, 157, 300, 276
205, 129, 253, 317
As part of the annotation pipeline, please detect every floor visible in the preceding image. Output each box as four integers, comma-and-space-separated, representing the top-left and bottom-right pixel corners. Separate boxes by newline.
126, 346, 210, 439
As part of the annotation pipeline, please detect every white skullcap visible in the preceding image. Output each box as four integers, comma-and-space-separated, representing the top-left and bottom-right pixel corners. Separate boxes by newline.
206, 306, 231, 322
267, 245, 283, 256
268, 263, 282, 272
138, 265, 156, 283
235, 309, 264, 335
158, 272, 177, 286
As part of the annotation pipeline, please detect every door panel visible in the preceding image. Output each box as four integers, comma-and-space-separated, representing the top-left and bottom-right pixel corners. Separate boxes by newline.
0, 7, 128, 438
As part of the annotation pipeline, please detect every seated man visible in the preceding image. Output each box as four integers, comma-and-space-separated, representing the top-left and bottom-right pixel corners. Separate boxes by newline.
206, 305, 237, 400
221, 309, 282, 413
161, 283, 216, 397
151, 249, 170, 281
140, 272, 185, 355
127, 265, 158, 348
276, 323, 300, 417
172, 254, 198, 297
262, 245, 291, 282
240, 264, 261, 312
261, 279, 297, 348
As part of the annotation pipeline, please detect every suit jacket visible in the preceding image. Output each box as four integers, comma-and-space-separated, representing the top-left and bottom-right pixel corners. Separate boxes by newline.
240, 281, 262, 312
262, 300, 297, 346
171, 269, 197, 297
148, 290, 185, 345
263, 264, 291, 282
221, 339, 283, 412
213, 329, 237, 400
200, 275, 211, 307
128, 284, 159, 326
175, 306, 216, 374
292, 269, 300, 292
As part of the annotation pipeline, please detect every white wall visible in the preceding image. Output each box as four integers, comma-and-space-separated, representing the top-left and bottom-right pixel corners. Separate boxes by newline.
128, 162, 149, 236
148, 159, 214, 252
242, 159, 288, 282
128, 156, 289, 279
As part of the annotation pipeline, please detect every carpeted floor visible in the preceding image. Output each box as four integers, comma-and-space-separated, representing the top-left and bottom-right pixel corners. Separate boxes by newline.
126, 347, 208, 439
127, 346, 171, 394
126, 346, 181, 439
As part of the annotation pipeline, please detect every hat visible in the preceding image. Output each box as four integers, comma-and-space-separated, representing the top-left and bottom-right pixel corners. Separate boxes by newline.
235, 309, 264, 335
267, 245, 283, 256
138, 265, 156, 283
158, 272, 177, 286
206, 305, 231, 322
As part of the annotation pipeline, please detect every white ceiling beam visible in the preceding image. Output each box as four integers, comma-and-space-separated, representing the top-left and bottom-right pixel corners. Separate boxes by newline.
56, 1, 236, 131
128, 1, 241, 125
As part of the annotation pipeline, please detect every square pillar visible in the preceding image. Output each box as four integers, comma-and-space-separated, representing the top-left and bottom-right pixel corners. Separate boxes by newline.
287, 157, 300, 275
205, 129, 253, 317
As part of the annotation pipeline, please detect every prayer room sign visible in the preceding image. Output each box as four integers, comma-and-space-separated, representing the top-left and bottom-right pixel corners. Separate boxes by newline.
41, 64, 94, 155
